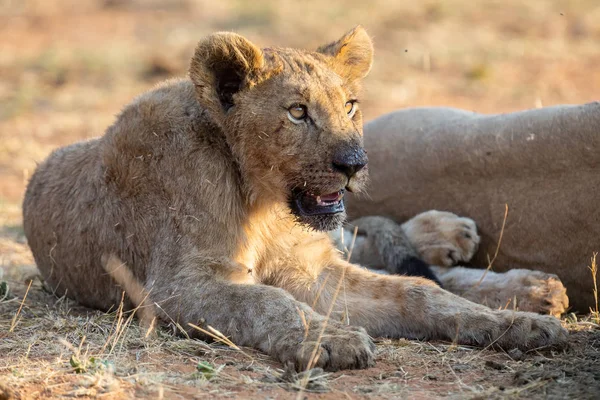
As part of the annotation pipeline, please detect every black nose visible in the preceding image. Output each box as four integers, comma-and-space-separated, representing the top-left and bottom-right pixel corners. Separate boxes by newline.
332, 147, 368, 178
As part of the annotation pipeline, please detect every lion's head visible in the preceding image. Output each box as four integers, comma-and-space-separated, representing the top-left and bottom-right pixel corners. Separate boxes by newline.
189, 26, 373, 231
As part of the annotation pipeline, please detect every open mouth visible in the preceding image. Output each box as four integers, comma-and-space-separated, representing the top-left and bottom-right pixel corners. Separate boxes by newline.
292, 189, 346, 217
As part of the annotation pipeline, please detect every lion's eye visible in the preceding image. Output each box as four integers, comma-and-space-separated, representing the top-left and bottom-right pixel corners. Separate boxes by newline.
287, 105, 307, 123
345, 100, 357, 118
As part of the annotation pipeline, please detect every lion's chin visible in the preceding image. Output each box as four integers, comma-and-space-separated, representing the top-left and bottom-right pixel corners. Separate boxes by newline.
289, 189, 347, 231
293, 209, 347, 232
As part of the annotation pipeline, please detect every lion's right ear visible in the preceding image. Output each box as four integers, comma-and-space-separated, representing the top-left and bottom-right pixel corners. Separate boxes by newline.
190, 32, 264, 117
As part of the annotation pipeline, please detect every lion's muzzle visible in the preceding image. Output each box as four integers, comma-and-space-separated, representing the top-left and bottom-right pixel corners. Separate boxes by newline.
331, 146, 368, 183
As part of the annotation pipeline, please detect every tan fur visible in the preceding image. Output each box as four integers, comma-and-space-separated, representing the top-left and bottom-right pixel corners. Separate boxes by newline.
23, 28, 566, 372
345, 104, 600, 312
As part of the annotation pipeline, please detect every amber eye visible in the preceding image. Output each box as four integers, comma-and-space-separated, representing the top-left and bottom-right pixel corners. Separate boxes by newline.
345, 100, 357, 117
287, 104, 307, 123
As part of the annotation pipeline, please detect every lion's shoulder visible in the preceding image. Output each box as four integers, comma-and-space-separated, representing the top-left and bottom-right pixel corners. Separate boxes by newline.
109, 78, 202, 137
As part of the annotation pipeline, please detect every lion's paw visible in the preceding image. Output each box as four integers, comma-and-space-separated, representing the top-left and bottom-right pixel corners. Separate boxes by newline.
503, 270, 569, 317
278, 325, 375, 372
493, 310, 569, 350
402, 210, 480, 267
456, 308, 568, 350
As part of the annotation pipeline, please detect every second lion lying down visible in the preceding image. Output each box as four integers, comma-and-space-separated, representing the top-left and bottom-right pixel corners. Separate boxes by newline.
336, 102, 600, 315
23, 27, 567, 372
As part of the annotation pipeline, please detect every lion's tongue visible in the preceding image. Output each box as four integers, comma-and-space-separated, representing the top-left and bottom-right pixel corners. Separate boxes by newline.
316, 191, 342, 206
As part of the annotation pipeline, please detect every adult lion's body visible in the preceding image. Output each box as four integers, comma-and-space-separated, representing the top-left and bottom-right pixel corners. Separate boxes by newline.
345, 104, 600, 312
24, 28, 566, 372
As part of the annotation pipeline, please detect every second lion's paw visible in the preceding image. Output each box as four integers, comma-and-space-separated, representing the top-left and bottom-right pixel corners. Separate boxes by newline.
402, 210, 480, 267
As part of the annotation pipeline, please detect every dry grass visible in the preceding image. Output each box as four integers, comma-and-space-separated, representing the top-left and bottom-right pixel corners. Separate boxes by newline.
2, 269, 597, 399
589, 253, 599, 324
2, 0, 600, 398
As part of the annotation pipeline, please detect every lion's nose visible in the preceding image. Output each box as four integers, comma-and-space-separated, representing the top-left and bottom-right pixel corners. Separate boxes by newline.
332, 147, 368, 178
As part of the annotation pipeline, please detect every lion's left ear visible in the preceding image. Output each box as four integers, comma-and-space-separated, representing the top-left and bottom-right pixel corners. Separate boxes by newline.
317, 26, 374, 83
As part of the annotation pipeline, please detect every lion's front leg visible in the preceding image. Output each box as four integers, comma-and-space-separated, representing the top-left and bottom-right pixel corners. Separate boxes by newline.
275, 254, 568, 350
145, 252, 374, 372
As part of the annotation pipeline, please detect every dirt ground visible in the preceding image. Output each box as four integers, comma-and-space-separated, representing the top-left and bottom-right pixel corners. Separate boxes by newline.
1, 240, 599, 399
1, 0, 600, 398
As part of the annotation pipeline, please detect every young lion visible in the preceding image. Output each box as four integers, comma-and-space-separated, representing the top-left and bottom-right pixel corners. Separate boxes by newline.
23, 27, 567, 372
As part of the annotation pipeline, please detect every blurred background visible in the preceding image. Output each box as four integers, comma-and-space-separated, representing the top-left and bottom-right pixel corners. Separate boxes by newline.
0, 0, 599, 208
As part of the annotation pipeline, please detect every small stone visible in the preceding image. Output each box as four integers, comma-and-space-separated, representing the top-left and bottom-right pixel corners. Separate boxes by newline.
508, 348, 524, 361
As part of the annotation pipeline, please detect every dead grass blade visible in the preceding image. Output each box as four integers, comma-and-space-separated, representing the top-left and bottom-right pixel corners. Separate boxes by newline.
102, 254, 156, 334
589, 252, 599, 323
298, 265, 348, 396
188, 323, 254, 360
9, 279, 32, 332
471, 204, 509, 290
345, 226, 359, 262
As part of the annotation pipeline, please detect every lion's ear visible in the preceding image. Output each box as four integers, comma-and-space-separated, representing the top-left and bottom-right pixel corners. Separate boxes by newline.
317, 26, 373, 83
190, 32, 264, 115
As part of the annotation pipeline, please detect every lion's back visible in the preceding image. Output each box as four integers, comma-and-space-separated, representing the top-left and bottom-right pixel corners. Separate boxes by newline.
22, 78, 209, 310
